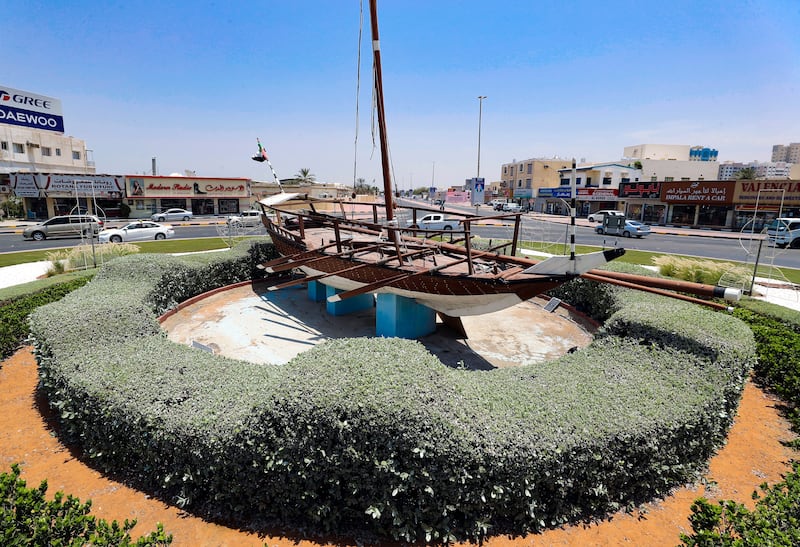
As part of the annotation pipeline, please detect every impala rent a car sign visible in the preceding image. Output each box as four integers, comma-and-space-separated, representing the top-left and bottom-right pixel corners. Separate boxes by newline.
0, 85, 64, 133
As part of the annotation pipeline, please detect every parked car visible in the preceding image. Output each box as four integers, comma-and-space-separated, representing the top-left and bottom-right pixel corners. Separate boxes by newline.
99, 221, 175, 243
487, 199, 506, 210
595, 219, 652, 238
226, 210, 265, 228
587, 210, 625, 223
502, 202, 522, 213
151, 208, 193, 222
22, 214, 104, 241
767, 218, 800, 249
406, 213, 459, 231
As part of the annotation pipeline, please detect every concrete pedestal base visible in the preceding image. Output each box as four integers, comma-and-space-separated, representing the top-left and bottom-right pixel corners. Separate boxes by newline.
376, 293, 436, 339
326, 285, 374, 316
307, 280, 327, 302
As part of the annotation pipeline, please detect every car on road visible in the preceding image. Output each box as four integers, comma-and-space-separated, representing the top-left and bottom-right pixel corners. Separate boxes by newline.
767, 218, 800, 249
595, 219, 651, 238
151, 208, 193, 222
99, 221, 175, 243
502, 202, 522, 213
406, 213, 459, 231
226, 210, 265, 228
587, 210, 625, 223
22, 214, 104, 241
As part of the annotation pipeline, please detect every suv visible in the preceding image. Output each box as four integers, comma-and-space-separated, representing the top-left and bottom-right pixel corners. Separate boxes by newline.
502, 202, 521, 212
587, 210, 624, 223
767, 218, 800, 249
23, 215, 104, 241
226, 210, 265, 228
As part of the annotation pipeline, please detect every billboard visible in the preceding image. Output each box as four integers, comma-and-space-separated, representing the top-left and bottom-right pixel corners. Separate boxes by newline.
734, 180, 800, 207
0, 85, 64, 133
11, 173, 124, 198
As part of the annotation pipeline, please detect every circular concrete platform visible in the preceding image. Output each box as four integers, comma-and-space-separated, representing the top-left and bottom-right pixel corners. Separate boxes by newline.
161, 281, 596, 371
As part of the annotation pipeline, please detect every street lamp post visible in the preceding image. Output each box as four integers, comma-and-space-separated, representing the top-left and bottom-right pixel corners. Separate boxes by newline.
477, 96, 487, 178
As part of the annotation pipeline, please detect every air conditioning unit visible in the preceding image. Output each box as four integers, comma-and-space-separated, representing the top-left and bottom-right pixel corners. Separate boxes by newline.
0, 185, 10, 193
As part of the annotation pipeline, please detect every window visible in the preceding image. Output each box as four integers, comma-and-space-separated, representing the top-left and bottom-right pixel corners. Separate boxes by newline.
503, 166, 507, 174
576, 177, 583, 184
517, 179, 522, 188
13, 143, 24, 154
586, 177, 592, 185
0, 141, 7, 151
41, 147, 52, 157
72, 151, 81, 160
55, 148, 61, 156
664, 177, 674, 182
681, 177, 690, 181
602, 177, 612, 185
526, 163, 532, 174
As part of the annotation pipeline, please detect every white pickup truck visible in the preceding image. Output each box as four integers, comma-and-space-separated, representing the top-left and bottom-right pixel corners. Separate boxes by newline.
407, 213, 459, 231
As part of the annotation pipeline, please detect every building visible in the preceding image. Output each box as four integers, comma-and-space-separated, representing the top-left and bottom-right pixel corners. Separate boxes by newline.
718, 161, 793, 181
1, 85, 95, 193
622, 144, 718, 162
771, 143, 800, 163
550, 162, 643, 216
500, 157, 573, 208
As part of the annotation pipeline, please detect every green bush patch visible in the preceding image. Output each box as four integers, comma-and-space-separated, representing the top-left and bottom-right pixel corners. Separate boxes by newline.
28, 242, 755, 542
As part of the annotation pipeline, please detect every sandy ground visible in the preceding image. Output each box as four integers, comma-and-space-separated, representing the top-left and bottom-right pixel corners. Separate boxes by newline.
1, 345, 796, 546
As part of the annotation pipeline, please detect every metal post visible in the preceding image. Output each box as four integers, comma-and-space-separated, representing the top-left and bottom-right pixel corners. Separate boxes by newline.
477, 96, 486, 178
570, 158, 577, 270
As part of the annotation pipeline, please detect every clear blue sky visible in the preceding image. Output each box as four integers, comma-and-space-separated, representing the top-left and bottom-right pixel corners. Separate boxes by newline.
6, 0, 799, 189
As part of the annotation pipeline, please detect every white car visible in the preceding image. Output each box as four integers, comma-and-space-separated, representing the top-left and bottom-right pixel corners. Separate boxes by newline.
406, 213, 459, 231
99, 221, 175, 243
767, 218, 800, 249
587, 210, 624, 223
502, 202, 522, 213
226, 210, 265, 228
151, 208, 193, 222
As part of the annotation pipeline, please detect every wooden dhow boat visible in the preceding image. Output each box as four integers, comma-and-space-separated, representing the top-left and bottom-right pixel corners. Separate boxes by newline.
253, 0, 626, 319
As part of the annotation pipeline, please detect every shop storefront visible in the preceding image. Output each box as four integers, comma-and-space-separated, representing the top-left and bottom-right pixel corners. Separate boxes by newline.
577, 188, 618, 216
125, 175, 251, 218
536, 187, 572, 215
619, 182, 665, 224
11, 173, 125, 219
660, 181, 735, 228
733, 180, 800, 230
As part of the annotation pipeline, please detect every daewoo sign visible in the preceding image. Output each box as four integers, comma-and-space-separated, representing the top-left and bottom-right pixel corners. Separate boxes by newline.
0, 85, 64, 133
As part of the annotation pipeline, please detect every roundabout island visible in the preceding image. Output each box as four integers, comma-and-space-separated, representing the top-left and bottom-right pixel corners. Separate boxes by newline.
26, 242, 758, 543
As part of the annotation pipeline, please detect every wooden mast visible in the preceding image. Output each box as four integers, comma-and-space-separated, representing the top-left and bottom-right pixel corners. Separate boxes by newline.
369, 0, 395, 222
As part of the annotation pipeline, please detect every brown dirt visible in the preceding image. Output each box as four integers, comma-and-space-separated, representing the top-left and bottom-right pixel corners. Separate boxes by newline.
1, 347, 796, 546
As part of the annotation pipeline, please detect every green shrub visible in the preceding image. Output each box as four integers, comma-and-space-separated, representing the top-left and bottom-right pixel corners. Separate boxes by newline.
0, 464, 171, 545
680, 461, 800, 546
27, 241, 756, 543
0, 275, 92, 360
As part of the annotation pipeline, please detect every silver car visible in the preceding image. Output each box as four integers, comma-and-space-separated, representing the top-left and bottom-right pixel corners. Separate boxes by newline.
23, 215, 104, 241
151, 208, 193, 222
226, 210, 265, 228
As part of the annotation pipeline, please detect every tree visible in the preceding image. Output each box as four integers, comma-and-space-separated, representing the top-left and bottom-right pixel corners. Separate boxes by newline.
735, 167, 757, 180
354, 178, 378, 195
294, 168, 316, 183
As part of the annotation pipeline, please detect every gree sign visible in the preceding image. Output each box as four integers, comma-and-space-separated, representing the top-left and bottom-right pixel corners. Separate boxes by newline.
0, 85, 64, 133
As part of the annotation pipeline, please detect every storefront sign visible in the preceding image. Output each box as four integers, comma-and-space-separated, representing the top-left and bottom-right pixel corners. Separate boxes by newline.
538, 187, 572, 198
10, 173, 41, 197
734, 180, 800, 206
126, 176, 250, 198
661, 182, 733, 204
577, 188, 618, 201
619, 182, 660, 199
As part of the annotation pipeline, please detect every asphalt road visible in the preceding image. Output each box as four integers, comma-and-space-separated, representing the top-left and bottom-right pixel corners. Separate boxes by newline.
3, 215, 799, 270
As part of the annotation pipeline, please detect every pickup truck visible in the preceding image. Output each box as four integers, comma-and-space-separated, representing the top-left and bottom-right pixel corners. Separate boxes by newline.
407, 213, 459, 231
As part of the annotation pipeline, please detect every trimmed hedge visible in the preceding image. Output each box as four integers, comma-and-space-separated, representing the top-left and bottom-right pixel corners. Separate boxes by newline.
28, 242, 755, 542
0, 274, 93, 360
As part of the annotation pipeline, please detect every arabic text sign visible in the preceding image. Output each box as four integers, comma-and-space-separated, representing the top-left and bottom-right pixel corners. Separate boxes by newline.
660, 182, 733, 204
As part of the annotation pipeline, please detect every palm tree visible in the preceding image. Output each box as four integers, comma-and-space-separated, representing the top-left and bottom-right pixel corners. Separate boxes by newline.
735, 167, 757, 180
294, 168, 316, 183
